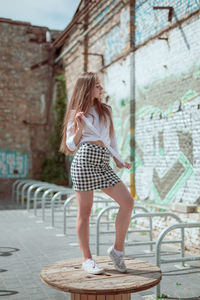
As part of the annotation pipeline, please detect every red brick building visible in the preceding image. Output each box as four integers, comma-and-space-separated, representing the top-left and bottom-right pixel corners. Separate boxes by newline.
0, 18, 61, 181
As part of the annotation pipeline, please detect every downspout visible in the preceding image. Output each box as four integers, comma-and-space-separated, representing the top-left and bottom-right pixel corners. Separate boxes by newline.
129, 0, 137, 199
83, 0, 89, 72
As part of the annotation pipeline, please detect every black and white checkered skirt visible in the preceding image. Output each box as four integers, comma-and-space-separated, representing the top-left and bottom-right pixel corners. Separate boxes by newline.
71, 142, 121, 191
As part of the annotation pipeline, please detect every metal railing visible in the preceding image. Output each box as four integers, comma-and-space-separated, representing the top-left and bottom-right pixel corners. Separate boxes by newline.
51, 191, 75, 227
14, 179, 39, 205
41, 186, 73, 221
155, 222, 200, 298
63, 196, 118, 235
95, 205, 152, 255
129, 212, 183, 252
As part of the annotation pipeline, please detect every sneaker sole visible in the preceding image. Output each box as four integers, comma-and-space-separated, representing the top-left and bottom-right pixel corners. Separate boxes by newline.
82, 267, 104, 275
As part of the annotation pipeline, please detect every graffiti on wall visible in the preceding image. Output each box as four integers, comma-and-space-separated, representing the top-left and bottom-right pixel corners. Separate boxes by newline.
104, 7, 129, 65
134, 0, 200, 45
0, 150, 28, 178
103, 0, 200, 66
106, 85, 200, 206
135, 92, 200, 205
105, 51, 200, 206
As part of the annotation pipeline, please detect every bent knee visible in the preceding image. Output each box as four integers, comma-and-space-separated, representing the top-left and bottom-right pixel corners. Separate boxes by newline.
121, 196, 134, 211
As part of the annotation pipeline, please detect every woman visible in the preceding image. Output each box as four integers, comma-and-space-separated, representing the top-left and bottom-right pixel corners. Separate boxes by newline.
60, 72, 134, 275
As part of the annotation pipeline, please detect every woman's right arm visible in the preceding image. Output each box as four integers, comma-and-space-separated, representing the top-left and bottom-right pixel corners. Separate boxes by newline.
66, 112, 84, 151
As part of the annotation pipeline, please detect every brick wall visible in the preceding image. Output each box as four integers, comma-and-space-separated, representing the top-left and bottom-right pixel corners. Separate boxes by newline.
0, 18, 61, 180
60, 0, 200, 206
57, 0, 200, 249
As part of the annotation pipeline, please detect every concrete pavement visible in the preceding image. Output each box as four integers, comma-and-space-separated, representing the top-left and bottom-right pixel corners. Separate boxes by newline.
0, 199, 200, 300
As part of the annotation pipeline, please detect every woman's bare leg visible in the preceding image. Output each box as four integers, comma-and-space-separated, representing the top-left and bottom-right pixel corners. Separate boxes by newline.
75, 190, 93, 260
102, 182, 134, 251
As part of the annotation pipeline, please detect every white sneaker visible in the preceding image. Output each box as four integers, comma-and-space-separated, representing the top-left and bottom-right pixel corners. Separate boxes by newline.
107, 246, 127, 273
82, 258, 104, 275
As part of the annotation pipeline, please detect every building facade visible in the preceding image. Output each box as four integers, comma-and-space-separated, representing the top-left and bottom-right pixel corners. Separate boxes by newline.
0, 18, 61, 180
53, 0, 200, 250
54, 0, 200, 207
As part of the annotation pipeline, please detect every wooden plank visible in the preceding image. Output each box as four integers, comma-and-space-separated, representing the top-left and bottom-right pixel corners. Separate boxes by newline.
97, 295, 105, 300
113, 294, 121, 300
71, 294, 75, 300
87, 295, 96, 300
40, 257, 162, 295
80, 294, 88, 300
121, 294, 130, 300
105, 295, 114, 300
74, 294, 81, 300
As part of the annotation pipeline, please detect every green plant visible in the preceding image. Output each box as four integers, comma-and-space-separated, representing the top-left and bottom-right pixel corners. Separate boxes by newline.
40, 74, 68, 185
157, 294, 168, 299
176, 282, 182, 286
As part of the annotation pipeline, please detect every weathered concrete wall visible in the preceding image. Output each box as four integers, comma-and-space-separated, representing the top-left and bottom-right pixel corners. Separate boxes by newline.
0, 18, 61, 179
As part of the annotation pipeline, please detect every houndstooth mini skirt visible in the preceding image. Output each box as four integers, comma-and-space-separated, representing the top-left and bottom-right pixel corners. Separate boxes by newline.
71, 142, 121, 191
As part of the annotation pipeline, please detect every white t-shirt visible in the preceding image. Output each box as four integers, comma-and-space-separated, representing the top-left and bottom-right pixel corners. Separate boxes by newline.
66, 106, 121, 160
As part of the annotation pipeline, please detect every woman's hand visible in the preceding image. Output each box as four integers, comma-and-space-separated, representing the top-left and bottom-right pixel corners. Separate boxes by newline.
75, 112, 84, 133
124, 162, 132, 169
114, 158, 132, 169
73, 112, 84, 146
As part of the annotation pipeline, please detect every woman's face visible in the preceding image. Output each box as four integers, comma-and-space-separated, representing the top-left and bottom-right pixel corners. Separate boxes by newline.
93, 79, 103, 101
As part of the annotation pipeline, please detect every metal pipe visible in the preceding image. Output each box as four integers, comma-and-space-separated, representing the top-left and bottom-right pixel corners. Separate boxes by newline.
33, 186, 48, 215
12, 179, 23, 202
155, 222, 200, 298
51, 190, 73, 227
27, 182, 52, 211
16, 180, 31, 205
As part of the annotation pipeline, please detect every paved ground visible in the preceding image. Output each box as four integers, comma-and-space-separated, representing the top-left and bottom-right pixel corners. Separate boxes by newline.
0, 197, 200, 300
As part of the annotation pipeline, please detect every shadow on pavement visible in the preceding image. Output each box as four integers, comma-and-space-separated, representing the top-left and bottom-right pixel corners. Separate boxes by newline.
0, 290, 18, 296
0, 247, 20, 257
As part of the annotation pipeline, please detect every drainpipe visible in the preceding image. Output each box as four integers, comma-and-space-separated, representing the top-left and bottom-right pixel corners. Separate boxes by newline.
129, 0, 137, 199
83, 0, 89, 71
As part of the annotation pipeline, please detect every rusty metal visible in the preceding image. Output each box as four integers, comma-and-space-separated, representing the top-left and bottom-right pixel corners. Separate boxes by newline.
153, 6, 174, 22
82, 52, 105, 68
30, 59, 48, 70
83, 0, 89, 71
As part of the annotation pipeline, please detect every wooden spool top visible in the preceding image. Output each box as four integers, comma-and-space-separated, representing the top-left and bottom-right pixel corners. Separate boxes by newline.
40, 256, 162, 295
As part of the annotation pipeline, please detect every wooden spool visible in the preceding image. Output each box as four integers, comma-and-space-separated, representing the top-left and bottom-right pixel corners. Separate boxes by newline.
40, 256, 162, 300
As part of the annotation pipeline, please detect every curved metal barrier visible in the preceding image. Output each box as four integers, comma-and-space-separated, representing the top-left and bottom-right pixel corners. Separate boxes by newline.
15, 180, 38, 205
12, 179, 38, 203
12, 179, 26, 202
51, 190, 75, 227
155, 222, 200, 298
129, 212, 183, 252
95, 205, 151, 255
21, 181, 48, 208
41, 186, 71, 221
26, 182, 57, 211
63, 195, 116, 235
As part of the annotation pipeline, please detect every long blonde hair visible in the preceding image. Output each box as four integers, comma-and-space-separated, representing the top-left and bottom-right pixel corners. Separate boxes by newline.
59, 72, 114, 155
